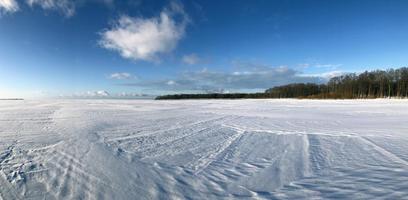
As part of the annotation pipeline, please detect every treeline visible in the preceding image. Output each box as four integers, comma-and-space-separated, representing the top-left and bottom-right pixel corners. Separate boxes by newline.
266, 67, 408, 98
155, 67, 408, 100
155, 93, 267, 100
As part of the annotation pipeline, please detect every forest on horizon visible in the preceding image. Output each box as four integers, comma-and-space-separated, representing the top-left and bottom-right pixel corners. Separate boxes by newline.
156, 67, 408, 100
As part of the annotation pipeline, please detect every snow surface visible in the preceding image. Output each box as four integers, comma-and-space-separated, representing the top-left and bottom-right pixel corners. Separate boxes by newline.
0, 99, 408, 199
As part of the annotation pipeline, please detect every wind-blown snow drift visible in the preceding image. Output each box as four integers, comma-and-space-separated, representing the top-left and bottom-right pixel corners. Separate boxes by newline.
0, 99, 408, 199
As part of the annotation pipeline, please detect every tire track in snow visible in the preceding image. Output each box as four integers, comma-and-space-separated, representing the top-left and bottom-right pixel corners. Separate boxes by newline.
192, 123, 246, 175
301, 134, 312, 177
137, 116, 237, 160
307, 134, 328, 171
358, 136, 408, 167
106, 116, 229, 143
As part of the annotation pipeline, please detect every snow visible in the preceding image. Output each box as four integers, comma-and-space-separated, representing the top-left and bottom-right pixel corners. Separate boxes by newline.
0, 99, 408, 199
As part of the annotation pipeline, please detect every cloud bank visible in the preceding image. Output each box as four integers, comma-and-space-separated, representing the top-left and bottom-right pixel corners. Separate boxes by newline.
121, 66, 335, 93
70, 90, 110, 97
62, 90, 151, 99
300, 71, 345, 79
99, 2, 189, 62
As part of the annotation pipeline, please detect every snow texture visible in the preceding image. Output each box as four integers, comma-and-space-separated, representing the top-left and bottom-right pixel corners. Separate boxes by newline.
0, 99, 408, 199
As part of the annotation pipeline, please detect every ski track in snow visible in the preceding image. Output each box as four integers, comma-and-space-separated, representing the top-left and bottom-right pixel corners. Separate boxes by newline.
1, 99, 408, 199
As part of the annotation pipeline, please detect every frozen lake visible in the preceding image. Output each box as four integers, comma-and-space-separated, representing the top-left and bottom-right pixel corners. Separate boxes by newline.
1, 99, 408, 199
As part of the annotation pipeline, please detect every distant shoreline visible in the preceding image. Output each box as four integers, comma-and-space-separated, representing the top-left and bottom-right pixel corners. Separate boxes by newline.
0, 98, 24, 100
155, 94, 408, 100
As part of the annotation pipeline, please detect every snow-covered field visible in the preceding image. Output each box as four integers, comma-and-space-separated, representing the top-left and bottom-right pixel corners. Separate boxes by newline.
0, 99, 408, 199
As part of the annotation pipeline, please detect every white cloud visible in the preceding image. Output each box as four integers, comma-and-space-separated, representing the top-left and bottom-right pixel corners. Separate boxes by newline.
122, 66, 327, 92
71, 90, 110, 97
109, 72, 133, 80
319, 71, 344, 79
182, 53, 200, 65
99, 2, 189, 62
297, 63, 310, 68
95, 90, 109, 96
0, 0, 19, 14
166, 80, 176, 85
26, 0, 76, 17
117, 92, 149, 97
60, 91, 153, 99
314, 64, 342, 69
298, 63, 342, 69
300, 70, 345, 79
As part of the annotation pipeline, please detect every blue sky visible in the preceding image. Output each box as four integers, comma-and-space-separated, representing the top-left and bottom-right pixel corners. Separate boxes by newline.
1, 0, 408, 98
